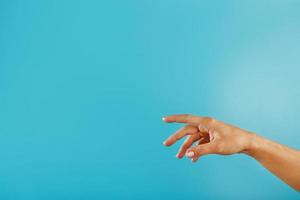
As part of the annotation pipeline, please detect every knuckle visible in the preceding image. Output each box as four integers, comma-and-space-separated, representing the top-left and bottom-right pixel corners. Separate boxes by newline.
198, 125, 207, 132
205, 117, 217, 124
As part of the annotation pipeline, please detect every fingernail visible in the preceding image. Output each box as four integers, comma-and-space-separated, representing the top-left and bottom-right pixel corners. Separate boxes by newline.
186, 151, 194, 158
163, 141, 167, 146
162, 117, 166, 121
176, 154, 180, 158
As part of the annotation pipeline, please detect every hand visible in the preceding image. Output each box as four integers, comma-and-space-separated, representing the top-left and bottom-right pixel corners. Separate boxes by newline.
163, 114, 255, 162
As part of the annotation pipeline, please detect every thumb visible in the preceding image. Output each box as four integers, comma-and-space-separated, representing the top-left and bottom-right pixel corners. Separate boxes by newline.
186, 143, 215, 162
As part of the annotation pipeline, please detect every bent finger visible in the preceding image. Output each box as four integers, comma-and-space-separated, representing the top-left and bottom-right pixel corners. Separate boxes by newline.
186, 143, 215, 162
176, 134, 200, 159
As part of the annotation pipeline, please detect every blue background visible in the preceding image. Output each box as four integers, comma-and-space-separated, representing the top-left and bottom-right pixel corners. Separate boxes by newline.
1, 0, 300, 199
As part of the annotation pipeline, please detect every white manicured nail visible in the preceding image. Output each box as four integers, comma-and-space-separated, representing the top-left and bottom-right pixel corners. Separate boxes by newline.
186, 151, 194, 158
162, 117, 166, 121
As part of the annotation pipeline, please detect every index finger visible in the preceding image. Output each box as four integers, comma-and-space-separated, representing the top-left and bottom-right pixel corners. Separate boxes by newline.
162, 114, 205, 125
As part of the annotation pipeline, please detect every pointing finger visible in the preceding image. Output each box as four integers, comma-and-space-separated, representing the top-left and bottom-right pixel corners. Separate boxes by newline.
163, 114, 216, 128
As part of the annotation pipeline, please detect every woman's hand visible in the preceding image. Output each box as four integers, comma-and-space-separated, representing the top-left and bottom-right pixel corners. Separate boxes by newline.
163, 114, 300, 192
163, 114, 255, 162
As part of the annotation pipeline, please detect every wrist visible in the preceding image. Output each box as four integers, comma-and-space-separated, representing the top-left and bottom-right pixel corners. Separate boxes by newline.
242, 131, 262, 156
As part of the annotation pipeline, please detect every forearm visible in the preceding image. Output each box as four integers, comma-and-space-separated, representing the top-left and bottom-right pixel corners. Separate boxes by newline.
245, 133, 300, 191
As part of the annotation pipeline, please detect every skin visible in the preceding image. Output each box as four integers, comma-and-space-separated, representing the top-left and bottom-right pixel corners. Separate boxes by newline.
162, 114, 300, 192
